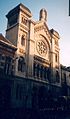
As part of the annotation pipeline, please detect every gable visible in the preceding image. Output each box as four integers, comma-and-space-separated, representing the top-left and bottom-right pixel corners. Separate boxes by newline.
34, 21, 51, 40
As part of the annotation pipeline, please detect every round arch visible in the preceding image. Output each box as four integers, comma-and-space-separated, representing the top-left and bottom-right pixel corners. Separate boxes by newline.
39, 34, 51, 51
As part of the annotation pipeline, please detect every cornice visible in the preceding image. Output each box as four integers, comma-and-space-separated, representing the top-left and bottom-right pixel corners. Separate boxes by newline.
19, 23, 29, 32
0, 40, 17, 50
34, 55, 50, 65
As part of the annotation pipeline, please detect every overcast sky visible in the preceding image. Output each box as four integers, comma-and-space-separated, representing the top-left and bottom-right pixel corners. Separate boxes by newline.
0, 0, 70, 66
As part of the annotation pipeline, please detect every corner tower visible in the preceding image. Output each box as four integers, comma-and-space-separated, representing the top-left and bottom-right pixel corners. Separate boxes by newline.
6, 3, 32, 76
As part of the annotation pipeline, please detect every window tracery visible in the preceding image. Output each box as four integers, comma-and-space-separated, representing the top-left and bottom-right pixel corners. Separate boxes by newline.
36, 40, 47, 56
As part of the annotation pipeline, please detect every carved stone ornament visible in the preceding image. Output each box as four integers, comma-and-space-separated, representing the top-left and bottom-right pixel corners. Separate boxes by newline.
36, 40, 47, 56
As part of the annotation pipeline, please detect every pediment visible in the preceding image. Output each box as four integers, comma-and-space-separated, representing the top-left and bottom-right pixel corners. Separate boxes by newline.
34, 21, 51, 40
34, 22, 51, 61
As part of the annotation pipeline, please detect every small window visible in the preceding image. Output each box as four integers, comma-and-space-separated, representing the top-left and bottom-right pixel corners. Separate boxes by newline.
21, 17, 27, 25
2, 55, 5, 60
21, 35, 25, 46
63, 73, 66, 82
56, 70, 60, 83
55, 54, 58, 62
55, 40, 58, 45
33, 63, 36, 77
1, 62, 5, 67
69, 74, 70, 77
18, 57, 25, 72
0, 54, 2, 60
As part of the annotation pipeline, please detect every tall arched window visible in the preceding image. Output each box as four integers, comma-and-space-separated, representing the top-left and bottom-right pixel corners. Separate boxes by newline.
18, 57, 25, 72
21, 35, 25, 46
4, 56, 12, 75
55, 54, 58, 62
33, 63, 36, 77
47, 68, 51, 81
40, 66, 43, 79
44, 67, 47, 80
37, 64, 40, 78
56, 70, 60, 83
63, 73, 66, 84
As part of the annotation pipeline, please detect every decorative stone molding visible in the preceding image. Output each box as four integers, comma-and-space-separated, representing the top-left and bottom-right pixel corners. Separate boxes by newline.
34, 55, 50, 65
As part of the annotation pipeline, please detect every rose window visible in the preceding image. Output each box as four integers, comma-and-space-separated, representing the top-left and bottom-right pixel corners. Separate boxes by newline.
36, 40, 47, 56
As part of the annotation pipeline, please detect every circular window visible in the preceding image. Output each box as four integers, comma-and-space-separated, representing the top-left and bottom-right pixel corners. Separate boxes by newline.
36, 40, 47, 56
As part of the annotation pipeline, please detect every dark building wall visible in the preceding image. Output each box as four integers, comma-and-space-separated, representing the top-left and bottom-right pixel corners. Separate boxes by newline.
0, 75, 61, 110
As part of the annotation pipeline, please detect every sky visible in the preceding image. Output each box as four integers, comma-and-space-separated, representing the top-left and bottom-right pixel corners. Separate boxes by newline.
0, 0, 70, 66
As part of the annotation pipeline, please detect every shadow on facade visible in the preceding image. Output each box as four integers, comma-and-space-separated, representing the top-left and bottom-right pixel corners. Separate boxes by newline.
0, 72, 69, 119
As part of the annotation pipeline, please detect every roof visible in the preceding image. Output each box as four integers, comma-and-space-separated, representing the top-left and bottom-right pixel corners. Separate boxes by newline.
61, 64, 70, 72
6, 3, 32, 18
0, 33, 17, 50
50, 29, 60, 39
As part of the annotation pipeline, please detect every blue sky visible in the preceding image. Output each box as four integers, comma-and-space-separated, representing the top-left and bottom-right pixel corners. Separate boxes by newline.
0, 0, 70, 66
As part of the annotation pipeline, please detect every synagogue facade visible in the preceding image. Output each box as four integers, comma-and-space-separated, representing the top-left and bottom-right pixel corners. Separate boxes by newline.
6, 3, 60, 84
0, 3, 70, 112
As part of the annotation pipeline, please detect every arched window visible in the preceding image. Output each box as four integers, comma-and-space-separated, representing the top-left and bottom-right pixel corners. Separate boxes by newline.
0, 54, 5, 73
55, 54, 58, 62
63, 73, 66, 83
56, 70, 60, 83
40, 66, 43, 79
21, 35, 25, 46
33, 63, 38, 77
37, 64, 40, 78
55, 40, 58, 45
44, 67, 47, 80
47, 68, 51, 81
21, 17, 27, 25
18, 57, 25, 72
4, 56, 12, 75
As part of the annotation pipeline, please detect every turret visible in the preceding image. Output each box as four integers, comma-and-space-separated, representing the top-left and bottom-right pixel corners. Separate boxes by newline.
39, 8, 47, 22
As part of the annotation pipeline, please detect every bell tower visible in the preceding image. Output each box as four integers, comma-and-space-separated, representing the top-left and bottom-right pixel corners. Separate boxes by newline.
6, 3, 32, 77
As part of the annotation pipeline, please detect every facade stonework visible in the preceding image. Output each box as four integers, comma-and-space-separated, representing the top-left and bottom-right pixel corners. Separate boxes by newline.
0, 3, 70, 116
6, 3, 60, 85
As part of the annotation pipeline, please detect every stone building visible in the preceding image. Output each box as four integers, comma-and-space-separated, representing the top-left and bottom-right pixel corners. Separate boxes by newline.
61, 65, 70, 96
0, 33, 17, 110
0, 3, 70, 117
2, 3, 61, 109
0, 33, 17, 75
6, 3, 60, 84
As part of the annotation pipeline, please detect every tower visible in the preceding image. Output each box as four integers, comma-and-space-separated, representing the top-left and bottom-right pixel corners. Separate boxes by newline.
50, 29, 60, 84
6, 3, 32, 77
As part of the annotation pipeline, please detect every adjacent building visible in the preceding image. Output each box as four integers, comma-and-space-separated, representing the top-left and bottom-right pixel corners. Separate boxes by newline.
0, 33, 17, 75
